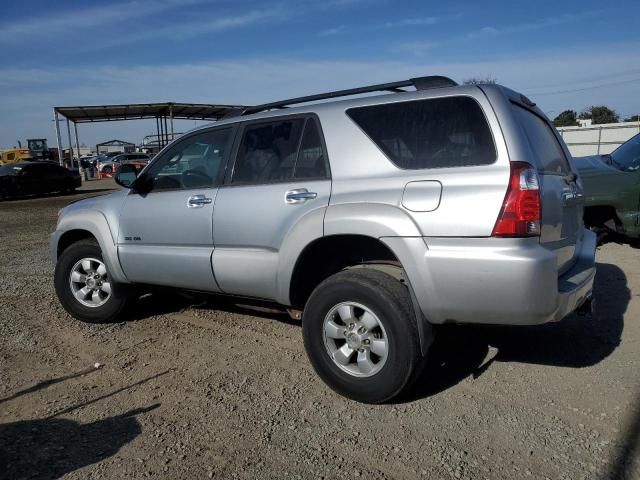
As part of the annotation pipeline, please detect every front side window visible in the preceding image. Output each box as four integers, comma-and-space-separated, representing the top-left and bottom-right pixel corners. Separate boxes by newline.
347, 96, 496, 169
142, 128, 233, 191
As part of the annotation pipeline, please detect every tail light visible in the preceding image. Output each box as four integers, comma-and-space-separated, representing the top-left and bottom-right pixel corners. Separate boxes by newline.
492, 162, 541, 237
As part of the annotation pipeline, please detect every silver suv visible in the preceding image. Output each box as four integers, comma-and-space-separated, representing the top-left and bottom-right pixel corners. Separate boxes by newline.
51, 76, 596, 403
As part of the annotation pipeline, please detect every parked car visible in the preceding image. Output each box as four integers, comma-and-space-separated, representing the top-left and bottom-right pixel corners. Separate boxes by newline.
51, 76, 596, 403
0, 162, 81, 199
97, 153, 150, 174
572, 133, 640, 240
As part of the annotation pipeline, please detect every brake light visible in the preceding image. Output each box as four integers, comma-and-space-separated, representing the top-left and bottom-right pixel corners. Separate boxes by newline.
492, 162, 541, 237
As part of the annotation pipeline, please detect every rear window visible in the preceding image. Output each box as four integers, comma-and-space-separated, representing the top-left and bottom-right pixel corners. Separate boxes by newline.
346, 96, 496, 169
512, 104, 571, 174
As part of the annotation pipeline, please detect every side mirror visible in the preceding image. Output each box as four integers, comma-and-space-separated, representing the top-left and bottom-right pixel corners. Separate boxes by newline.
114, 164, 138, 188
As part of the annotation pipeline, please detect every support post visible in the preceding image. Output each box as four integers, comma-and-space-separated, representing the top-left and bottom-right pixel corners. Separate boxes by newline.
163, 116, 169, 146
156, 117, 161, 149
74, 122, 84, 178
159, 116, 165, 148
66, 119, 74, 168
169, 104, 174, 142
54, 109, 64, 167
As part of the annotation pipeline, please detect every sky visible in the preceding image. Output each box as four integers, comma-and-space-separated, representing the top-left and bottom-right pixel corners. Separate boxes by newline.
1, 0, 639, 149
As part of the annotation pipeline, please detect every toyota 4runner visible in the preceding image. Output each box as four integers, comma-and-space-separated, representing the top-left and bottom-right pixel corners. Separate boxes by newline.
51, 76, 597, 403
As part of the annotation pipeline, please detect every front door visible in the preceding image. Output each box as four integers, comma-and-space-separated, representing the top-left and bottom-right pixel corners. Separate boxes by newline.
117, 127, 234, 291
212, 116, 331, 300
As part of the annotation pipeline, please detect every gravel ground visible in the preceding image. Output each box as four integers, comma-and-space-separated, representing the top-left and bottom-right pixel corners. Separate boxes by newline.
0, 181, 638, 480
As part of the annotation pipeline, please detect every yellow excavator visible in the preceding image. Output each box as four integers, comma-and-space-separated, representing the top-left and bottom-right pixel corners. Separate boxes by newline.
0, 139, 54, 165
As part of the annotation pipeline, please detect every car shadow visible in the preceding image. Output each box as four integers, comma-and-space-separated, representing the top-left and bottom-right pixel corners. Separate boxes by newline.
0, 404, 159, 480
403, 262, 629, 402
123, 288, 298, 325
599, 231, 640, 250
603, 389, 640, 480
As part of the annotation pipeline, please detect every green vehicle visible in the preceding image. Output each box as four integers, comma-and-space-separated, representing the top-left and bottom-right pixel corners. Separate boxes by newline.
572, 133, 640, 240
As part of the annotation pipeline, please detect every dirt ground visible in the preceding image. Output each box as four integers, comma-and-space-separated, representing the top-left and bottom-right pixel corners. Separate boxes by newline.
0, 180, 638, 480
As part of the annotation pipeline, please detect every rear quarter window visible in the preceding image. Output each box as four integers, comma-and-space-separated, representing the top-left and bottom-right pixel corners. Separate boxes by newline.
346, 96, 496, 169
512, 104, 571, 175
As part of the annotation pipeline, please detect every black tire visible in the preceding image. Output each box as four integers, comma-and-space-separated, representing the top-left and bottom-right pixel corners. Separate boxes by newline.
54, 239, 129, 323
302, 268, 428, 403
102, 166, 112, 175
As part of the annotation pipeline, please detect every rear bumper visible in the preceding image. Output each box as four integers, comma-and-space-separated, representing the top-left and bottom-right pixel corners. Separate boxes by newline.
382, 230, 597, 326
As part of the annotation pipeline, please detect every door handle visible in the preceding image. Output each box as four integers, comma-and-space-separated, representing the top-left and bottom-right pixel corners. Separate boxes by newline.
285, 189, 318, 204
562, 188, 583, 205
187, 194, 212, 208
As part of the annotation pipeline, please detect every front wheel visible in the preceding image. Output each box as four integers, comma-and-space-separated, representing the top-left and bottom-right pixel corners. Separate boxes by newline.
302, 268, 428, 403
54, 239, 129, 323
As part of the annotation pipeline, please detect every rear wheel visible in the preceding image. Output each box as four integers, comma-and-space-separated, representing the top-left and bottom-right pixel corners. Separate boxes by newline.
302, 268, 428, 403
102, 166, 113, 175
54, 239, 129, 323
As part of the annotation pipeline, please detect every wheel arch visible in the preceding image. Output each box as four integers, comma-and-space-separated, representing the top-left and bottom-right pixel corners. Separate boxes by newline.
286, 234, 433, 356
53, 210, 129, 283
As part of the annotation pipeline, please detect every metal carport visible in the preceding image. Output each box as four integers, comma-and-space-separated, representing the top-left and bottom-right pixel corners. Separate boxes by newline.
53, 102, 246, 168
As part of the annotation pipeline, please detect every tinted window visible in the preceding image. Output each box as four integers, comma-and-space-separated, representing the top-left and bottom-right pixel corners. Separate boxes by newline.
143, 128, 232, 191
347, 97, 496, 169
232, 119, 305, 183
611, 133, 640, 172
294, 119, 328, 179
512, 104, 571, 174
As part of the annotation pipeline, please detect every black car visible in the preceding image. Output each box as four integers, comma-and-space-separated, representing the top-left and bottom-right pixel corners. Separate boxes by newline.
0, 162, 82, 199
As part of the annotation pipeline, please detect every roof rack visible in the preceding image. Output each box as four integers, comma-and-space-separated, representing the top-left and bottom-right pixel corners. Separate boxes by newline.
224, 75, 458, 118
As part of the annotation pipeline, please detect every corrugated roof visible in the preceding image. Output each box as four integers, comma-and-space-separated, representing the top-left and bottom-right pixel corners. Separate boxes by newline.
54, 102, 246, 123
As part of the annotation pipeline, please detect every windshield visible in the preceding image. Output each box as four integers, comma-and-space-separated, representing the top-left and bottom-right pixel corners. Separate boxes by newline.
611, 133, 640, 172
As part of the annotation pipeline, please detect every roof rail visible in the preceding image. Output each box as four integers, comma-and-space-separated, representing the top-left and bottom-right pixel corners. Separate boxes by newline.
224, 75, 458, 118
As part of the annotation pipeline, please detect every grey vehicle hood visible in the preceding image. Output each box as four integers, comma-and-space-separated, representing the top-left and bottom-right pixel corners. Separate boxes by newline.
62, 188, 127, 215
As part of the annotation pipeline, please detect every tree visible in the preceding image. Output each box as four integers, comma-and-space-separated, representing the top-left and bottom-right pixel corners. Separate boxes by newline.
462, 75, 497, 85
553, 110, 579, 127
624, 114, 640, 122
579, 106, 619, 124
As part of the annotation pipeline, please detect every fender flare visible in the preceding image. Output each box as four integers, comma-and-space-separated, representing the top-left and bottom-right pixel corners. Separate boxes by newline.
53, 209, 129, 284
276, 203, 424, 305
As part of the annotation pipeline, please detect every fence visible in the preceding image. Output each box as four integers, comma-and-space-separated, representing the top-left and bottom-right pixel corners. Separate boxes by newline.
557, 122, 640, 157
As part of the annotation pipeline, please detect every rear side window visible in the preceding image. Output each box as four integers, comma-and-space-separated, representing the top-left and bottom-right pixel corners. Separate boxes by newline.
347, 96, 496, 169
512, 105, 571, 174
294, 119, 328, 179
231, 117, 329, 184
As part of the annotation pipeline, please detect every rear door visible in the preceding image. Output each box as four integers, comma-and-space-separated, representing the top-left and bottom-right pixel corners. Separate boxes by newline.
212, 115, 331, 300
511, 103, 583, 273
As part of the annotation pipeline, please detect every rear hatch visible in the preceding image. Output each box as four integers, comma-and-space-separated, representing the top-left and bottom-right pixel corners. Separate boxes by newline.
510, 100, 583, 274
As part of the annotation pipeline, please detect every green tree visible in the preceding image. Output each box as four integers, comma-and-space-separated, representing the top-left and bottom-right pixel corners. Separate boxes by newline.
624, 114, 640, 122
553, 110, 579, 127
579, 106, 619, 124
462, 75, 497, 85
